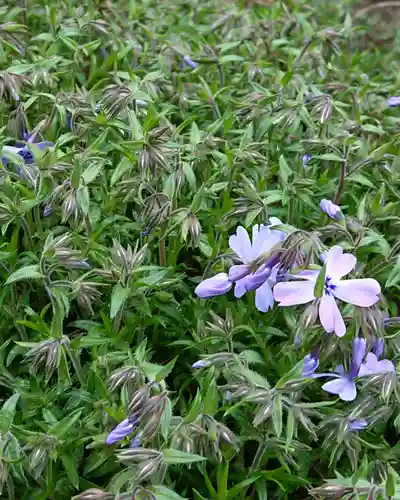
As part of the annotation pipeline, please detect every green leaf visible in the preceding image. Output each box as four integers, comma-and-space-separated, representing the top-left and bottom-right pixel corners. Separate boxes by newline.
313, 262, 326, 298
50, 409, 83, 438
203, 379, 219, 416
150, 485, 188, 500
272, 393, 283, 438
279, 155, 292, 185
184, 390, 203, 424
110, 283, 130, 319
5, 265, 44, 285
156, 357, 178, 382
0, 393, 19, 432
162, 449, 207, 464
61, 454, 79, 489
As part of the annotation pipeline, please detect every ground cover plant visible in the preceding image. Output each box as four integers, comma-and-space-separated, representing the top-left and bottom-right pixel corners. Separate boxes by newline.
1, 0, 400, 498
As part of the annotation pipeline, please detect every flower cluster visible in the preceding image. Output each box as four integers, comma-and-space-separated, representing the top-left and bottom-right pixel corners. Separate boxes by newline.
194, 202, 395, 405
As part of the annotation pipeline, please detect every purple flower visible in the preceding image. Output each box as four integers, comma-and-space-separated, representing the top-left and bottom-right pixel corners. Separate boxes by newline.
301, 154, 312, 168
195, 273, 233, 299
130, 431, 142, 448
302, 350, 320, 377
2, 133, 53, 166
373, 338, 385, 359
321, 337, 366, 401
274, 246, 381, 337
387, 96, 400, 108
358, 353, 395, 376
182, 55, 198, 69
228, 219, 286, 312
348, 418, 368, 431
319, 199, 341, 220
192, 360, 209, 368
106, 417, 138, 445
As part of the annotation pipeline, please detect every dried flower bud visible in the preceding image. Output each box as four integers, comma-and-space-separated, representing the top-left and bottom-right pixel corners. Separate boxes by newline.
116, 448, 162, 464
135, 457, 163, 483
182, 212, 202, 247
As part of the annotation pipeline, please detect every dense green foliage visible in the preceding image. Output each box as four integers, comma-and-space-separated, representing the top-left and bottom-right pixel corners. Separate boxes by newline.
1, 0, 400, 498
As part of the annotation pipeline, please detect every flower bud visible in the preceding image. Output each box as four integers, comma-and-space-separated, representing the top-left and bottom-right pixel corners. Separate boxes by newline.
72, 489, 114, 500
195, 273, 233, 299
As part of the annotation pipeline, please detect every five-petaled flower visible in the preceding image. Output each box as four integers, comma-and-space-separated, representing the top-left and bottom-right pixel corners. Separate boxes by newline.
321, 337, 366, 401
2, 131, 53, 166
273, 246, 381, 337
228, 218, 285, 312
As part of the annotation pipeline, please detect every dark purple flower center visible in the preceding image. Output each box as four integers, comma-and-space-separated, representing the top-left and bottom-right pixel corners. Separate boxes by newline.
18, 147, 34, 164
324, 276, 336, 296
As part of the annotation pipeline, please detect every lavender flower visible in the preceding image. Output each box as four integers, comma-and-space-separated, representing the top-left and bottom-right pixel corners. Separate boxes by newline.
387, 96, 400, 108
319, 199, 341, 220
2, 132, 53, 165
358, 353, 395, 376
321, 337, 366, 401
106, 417, 138, 445
191, 360, 209, 368
194, 273, 233, 299
130, 431, 142, 448
372, 338, 385, 359
182, 55, 198, 69
228, 219, 285, 312
302, 350, 320, 377
274, 246, 381, 337
348, 418, 368, 431
301, 154, 312, 168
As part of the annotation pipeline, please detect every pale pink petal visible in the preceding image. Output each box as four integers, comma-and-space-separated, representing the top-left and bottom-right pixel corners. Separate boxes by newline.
255, 281, 274, 312
229, 226, 252, 263
319, 295, 346, 337
273, 281, 315, 306
325, 246, 343, 276
333, 279, 381, 307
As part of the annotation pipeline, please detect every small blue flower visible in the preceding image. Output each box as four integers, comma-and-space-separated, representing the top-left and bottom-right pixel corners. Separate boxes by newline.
106, 416, 138, 445
130, 431, 142, 448
302, 349, 320, 377
387, 96, 400, 108
182, 55, 198, 69
192, 360, 209, 369
348, 418, 368, 431
301, 154, 312, 168
320, 199, 342, 220
2, 133, 53, 166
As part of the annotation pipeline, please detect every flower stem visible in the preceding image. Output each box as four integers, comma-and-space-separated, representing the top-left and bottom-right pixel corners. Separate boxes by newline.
334, 160, 346, 205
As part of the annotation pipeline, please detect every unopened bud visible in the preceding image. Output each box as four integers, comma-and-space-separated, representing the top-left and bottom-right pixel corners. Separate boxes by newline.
135, 458, 161, 483
72, 489, 114, 500
116, 448, 162, 464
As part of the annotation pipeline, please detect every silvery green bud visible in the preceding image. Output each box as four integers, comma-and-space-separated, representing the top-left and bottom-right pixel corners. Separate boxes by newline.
116, 448, 162, 464
135, 458, 162, 483
72, 489, 114, 500
253, 402, 274, 426
129, 387, 149, 414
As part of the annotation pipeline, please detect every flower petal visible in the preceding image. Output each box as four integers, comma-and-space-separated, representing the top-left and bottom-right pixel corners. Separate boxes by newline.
251, 226, 285, 260
273, 281, 315, 306
319, 295, 346, 337
292, 270, 319, 281
229, 226, 252, 263
234, 278, 247, 298
195, 273, 232, 299
255, 281, 275, 312
333, 279, 381, 307
322, 378, 357, 401
228, 264, 250, 282
325, 246, 356, 279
